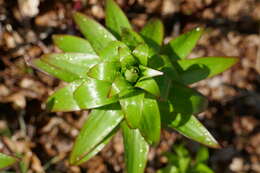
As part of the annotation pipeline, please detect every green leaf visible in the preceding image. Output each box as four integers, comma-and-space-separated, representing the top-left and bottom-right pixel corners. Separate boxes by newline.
195, 147, 209, 164
132, 44, 149, 66
157, 165, 179, 173
135, 78, 160, 97
98, 41, 127, 61
168, 83, 208, 116
109, 76, 133, 97
32, 53, 100, 82
70, 105, 123, 165
87, 62, 120, 82
140, 19, 164, 53
120, 91, 144, 128
105, 0, 132, 39
139, 65, 163, 81
121, 28, 145, 50
192, 163, 214, 173
139, 97, 161, 145
47, 80, 83, 112
74, 127, 118, 165
122, 122, 149, 173
0, 153, 17, 170
163, 27, 204, 60
52, 35, 96, 54
119, 47, 138, 70
74, 78, 118, 109
73, 12, 116, 52
177, 57, 239, 84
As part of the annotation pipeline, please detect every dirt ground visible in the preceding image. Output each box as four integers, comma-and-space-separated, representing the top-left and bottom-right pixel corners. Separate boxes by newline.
0, 0, 260, 172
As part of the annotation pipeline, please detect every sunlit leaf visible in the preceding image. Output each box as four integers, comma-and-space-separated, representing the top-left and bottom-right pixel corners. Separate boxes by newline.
98, 41, 127, 61
105, 0, 132, 38
177, 57, 239, 84
74, 78, 118, 109
74, 127, 118, 165
0, 153, 17, 170
52, 35, 96, 54
139, 97, 161, 145
193, 163, 214, 173
109, 76, 133, 97
163, 27, 204, 60
32, 53, 100, 82
139, 65, 163, 81
122, 122, 149, 173
160, 101, 220, 148
73, 12, 116, 52
132, 44, 149, 66
70, 105, 123, 165
135, 78, 160, 97
47, 80, 83, 112
140, 18, 164, 53
87, 62, 120, 82
120, 91, 144, 128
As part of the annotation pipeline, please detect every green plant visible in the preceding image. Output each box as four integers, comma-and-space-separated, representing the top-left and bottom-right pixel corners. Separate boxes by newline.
31, 0, 238, 172
0, 153, 17, 170
157, 144, 214, 173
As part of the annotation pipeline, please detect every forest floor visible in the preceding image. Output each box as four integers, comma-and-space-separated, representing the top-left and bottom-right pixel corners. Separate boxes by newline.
0, 0, 260, 172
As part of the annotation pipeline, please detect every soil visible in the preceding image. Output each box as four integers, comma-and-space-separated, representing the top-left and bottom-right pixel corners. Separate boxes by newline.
0, 0, 260, 172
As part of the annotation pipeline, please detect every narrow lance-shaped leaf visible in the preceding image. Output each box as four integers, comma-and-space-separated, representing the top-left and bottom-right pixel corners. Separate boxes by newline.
74, 127, 118, 165
105, 0, 132, 39
74, 78, 118, 109
87, 62, 120, 82
32, 53, 100, 82
121, 28, 145, 50
52, 35, 96, 54
135, 78, 160, 97
70, 105, 124, 165
98, 41, 128, 61
73, 12, 116, 52
119, 91, 144, 128
139, 97, 161, 145
0, 153, 17, 170
177, 57, 239, 85
47, 80, 83, 112
139, 65, 163, 81
159, 101, 220, 148
140, 18, 164, 53
122, 122, 149, 173
163, 27, 204, 60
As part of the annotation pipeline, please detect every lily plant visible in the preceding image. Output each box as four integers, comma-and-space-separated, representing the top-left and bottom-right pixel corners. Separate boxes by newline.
31, 0, 238, 172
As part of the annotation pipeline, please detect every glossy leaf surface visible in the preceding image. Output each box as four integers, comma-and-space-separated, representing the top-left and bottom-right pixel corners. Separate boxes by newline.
47, 80, 82, 112
74, 128, 117, 165
73, 12, 116, 52
164, 27, 203, 60
70, 106, 123, 165
0, 153, 17, 170
139, 97, 161, 145
122, 122, 149, 173
132, 44, 149, 66
140, 19, 164, 53
105, 0, 132, 38
177, 57, 238, 84
110, 76, 133, 97
135, 78, 160, 97
52, 35, 96, 54
33, 53, 100, 82
139, 65, 163, 81
87, 62, 120, 82
120, 91, 144, 128
74, 78, 118, 109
